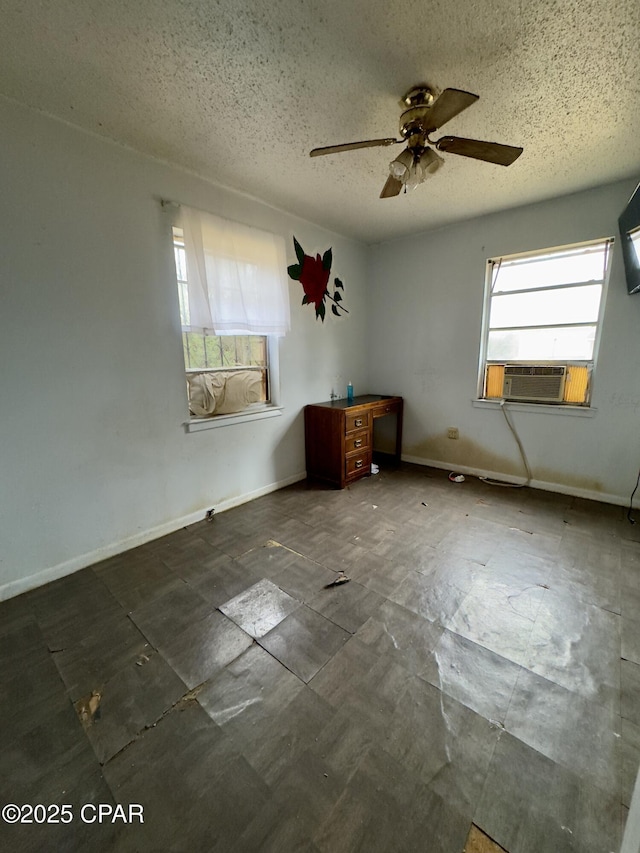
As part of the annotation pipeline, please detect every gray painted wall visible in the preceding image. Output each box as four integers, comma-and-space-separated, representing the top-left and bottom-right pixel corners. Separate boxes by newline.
0, 99, 369, 598
367, 179, 640, 504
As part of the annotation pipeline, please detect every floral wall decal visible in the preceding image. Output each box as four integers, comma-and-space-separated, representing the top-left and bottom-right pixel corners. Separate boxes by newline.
287, 237, 349, 322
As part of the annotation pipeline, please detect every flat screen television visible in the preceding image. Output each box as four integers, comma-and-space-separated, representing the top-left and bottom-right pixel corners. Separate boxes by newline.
619, 180, 640, 294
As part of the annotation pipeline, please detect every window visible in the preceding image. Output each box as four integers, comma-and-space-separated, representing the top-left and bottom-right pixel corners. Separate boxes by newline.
171, 206, 290, 422
173, 228, 269, 406
478, 238, 613, 406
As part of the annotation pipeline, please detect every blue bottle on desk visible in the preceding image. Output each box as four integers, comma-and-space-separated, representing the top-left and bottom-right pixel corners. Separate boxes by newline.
347, 382, 354, 404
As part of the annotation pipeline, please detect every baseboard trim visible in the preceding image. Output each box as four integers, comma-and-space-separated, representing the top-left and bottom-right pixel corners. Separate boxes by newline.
401, 454, 627, 507
0, 471, 307, 602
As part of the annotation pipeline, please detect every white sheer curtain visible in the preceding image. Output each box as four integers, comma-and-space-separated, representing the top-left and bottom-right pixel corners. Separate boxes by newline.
179, 205, 290, 336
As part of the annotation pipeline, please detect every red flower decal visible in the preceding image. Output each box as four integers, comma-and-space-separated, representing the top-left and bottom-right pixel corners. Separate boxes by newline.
300, 254, 330, 308
288, 237, 348, 322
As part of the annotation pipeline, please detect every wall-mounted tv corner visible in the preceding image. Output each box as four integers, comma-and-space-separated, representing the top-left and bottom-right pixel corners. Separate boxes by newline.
619, 181, 640, 295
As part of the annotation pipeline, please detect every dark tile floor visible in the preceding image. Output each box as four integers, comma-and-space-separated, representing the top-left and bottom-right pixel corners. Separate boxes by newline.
1, 463, 639, 852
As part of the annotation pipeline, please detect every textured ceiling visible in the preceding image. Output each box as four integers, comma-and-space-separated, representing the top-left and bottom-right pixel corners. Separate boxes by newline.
1, 0, 639, 243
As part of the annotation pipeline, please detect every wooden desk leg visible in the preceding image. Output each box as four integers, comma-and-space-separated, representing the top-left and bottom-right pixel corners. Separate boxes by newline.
395, 403, 403, 464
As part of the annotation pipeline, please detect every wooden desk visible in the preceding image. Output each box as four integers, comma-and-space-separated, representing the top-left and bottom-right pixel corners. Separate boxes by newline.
304, 395, 403, 488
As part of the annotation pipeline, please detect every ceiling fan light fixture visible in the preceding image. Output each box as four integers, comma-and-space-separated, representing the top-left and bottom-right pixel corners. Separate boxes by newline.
389, 149, 414, 181
404, 162, 425, 192
422, 147, 444, 175
402, 148, 445, 191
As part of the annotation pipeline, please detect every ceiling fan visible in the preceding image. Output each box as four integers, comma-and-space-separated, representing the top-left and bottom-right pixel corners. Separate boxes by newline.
310, 85, 523, 198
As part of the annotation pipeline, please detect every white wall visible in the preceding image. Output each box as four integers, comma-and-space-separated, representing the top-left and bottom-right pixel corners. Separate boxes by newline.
0, 98, 369, 599
367, 179, 640, 504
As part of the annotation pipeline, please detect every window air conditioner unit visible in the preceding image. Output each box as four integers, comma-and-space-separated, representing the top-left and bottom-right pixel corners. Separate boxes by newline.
502, 364, 567, 403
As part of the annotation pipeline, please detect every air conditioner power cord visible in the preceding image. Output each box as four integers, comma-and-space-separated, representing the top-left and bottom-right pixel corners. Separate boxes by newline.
479, 401, 532, 488
628, 468, 640, 524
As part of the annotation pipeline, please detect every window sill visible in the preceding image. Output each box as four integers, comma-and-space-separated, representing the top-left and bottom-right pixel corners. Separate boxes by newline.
472, 399, 597, 418
184, 405, 283, 432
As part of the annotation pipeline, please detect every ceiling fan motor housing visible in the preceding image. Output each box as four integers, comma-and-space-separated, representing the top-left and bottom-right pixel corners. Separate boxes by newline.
399, 105, 432, 140
401, 85, 435, 107
399, 86, 436, 143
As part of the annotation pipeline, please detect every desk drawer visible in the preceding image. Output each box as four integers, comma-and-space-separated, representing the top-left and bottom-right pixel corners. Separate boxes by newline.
345, 411, 370, 433
372, 400, 400, 418
345, 452, 371, 478
345, 430, 370, 454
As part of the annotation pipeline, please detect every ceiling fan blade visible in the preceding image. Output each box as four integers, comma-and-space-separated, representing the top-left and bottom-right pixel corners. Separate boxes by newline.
436, 135, 523, 165
380, 175, 403, 198
424, 88, 479, 132
310, 138, 400, 157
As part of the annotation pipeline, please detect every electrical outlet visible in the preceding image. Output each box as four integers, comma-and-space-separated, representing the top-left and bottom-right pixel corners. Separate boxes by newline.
447, 427, 459, 440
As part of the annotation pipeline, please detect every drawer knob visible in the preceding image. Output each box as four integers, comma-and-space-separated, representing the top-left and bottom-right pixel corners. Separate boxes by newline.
354, 439, 363, 448
355, 418, 363, 427
355, 459, 363, 469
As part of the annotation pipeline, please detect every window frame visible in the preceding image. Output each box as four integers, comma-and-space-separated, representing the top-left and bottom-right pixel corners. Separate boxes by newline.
476, 237, 613, 408
170, 223, 283, 430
